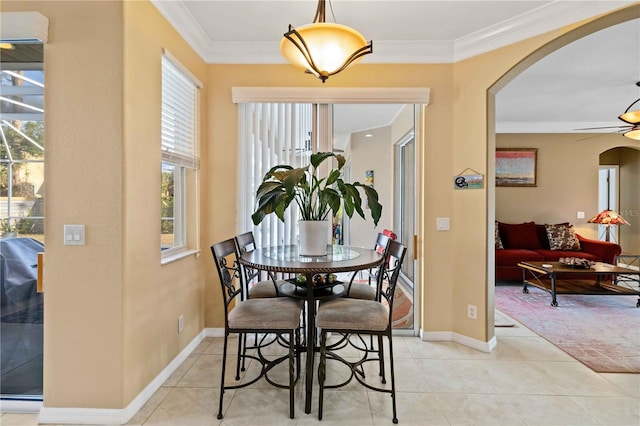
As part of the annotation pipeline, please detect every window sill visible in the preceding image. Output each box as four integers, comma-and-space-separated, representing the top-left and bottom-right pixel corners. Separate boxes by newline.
161, 248, 200, 265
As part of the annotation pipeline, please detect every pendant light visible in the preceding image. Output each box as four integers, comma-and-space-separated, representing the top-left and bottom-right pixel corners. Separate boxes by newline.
280, 0, 372, 83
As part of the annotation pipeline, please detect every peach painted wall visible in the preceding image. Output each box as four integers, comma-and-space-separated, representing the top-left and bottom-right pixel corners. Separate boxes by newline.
3, 0, 208, 410
122, 1, 208, 405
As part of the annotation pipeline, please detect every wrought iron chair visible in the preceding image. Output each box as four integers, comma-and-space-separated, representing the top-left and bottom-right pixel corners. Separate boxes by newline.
317, 240, 407, 424
234, 231, 296, 372
211, 238, 302, 420
235, 231, 287, 298
345, 232, 391, 300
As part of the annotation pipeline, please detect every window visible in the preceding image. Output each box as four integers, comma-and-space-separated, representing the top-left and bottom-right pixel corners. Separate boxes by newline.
161, 51, 200, 258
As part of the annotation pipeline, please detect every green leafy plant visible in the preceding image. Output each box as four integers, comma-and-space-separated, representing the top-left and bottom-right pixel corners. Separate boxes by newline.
251, 152, 382, 227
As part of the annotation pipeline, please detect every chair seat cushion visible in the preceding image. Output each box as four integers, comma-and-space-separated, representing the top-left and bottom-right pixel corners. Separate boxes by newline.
229, 298, 301, 330
317, 298, 388, 332
346, 283, 376, 300
248, 280, 285, 298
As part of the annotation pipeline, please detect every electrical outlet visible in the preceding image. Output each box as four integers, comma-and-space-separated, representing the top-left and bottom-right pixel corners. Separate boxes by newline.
467, 304, 477, 320
178, 315, 184, 333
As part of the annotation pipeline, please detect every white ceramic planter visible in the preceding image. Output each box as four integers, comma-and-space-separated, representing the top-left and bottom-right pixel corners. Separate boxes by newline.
299, 220, 329, 256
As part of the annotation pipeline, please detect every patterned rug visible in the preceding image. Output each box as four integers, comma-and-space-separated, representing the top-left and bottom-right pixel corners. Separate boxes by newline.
495, 285, 640, 373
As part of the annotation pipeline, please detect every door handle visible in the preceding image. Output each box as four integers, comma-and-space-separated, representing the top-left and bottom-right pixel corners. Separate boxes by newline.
413, 235, 418, 260
37, 252, 44, 293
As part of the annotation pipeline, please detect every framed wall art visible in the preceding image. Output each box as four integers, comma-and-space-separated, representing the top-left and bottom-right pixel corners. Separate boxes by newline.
496, 148, 537, 187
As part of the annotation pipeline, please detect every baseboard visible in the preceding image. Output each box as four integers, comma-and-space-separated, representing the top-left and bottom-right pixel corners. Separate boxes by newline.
204, 327, 224, 337
0, 399, 43, 413
38, 330, 207, 425
421, 330, 496, 353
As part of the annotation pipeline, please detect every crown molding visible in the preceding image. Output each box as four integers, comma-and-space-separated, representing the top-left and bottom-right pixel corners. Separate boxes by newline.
151, 0, 212, 60
454, 1, 636, 61
496, 121, 624, 133
231, 87, 430, 105
153, 1, 634, 64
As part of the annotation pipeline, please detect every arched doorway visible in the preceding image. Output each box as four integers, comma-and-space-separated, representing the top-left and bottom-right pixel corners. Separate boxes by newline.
487, 5, 640, 338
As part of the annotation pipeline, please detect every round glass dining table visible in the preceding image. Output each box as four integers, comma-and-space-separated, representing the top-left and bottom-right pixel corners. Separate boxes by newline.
239, 245, 384, 414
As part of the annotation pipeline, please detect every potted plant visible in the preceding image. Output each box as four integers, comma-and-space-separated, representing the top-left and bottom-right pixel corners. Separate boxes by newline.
251, 152, 382, 255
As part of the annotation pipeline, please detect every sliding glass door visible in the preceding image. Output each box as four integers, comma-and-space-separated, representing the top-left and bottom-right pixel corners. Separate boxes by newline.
1, 42, 45, 399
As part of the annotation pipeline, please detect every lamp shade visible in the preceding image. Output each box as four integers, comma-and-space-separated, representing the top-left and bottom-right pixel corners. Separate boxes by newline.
280, 0, 372, 83
587, 209, 630, 225
618, 97, 640, 125
619, 109, 640, 125
623, 127, 640, 141
281, 23, 368, 76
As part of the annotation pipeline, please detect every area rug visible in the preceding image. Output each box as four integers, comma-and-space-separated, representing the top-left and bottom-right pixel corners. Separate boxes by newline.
495, 285, 640, 373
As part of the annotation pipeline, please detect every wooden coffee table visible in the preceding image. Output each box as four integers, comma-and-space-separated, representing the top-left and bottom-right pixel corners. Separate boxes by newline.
517, 261, 640, 307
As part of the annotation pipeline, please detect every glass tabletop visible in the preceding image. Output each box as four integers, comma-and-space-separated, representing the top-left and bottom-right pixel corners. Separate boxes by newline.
262, 245, 361, 263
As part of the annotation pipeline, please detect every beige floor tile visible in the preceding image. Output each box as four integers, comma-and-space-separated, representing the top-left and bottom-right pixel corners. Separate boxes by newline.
3, 334, 637, 426
177, 354, 250, 388
143, 387, 224, 425
491, 336, 576, 362
435, 393, 525, 425
297, 389, 372, 425
476, 360, 563, 395
570, 395, 640, 425
0, 413, 40, 426
404, 339, 466, 359
368, 391, 449, 426
125, 387, 171, 425
416, 359, 496, 394
192, 338, 214, 355
220, 388, 297, 425
203, 336, 239, 355
502, 394, 600, 425
537, 362, 632, 397
162, 354, 199, 387
382, 357, 429, 392
600, 373, 640, 398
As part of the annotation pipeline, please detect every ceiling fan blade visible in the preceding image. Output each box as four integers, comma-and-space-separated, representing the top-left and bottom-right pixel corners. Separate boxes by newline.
573, 125, 631, 130
576, 128, 627, 141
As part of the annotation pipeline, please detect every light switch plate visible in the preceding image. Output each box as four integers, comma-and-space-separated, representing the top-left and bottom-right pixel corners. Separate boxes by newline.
577, 211, 585, 219
64, 225, 85, 246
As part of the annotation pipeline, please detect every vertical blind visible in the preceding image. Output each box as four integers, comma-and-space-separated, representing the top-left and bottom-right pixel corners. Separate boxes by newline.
238, 103, 313, 248
161, 53, 200, 169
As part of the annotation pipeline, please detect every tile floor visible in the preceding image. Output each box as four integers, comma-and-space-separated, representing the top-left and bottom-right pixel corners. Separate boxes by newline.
1, 312, 639, 426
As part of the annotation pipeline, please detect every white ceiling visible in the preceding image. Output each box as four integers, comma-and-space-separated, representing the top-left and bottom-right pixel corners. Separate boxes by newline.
152, 1, 640, 135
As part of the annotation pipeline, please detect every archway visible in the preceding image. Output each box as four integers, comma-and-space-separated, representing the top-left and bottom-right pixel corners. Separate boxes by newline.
487, 4, 640, 339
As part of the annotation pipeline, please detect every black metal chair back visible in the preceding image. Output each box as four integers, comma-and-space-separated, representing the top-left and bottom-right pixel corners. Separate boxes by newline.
211, 238, 243, 329
380, 239, 407, 323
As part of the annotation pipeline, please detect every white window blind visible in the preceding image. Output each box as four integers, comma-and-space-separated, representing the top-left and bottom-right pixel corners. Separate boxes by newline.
161, 53, 200, 169
238, 103, 313, 248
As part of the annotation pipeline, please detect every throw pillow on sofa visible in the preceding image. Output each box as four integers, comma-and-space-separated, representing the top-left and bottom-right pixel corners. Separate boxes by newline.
495, 221, 504, 249
545, 223, 581, 250
498, 221, 541, 249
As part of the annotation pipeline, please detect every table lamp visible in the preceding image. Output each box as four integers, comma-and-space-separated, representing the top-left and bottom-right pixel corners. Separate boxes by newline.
587, 209, 630, 242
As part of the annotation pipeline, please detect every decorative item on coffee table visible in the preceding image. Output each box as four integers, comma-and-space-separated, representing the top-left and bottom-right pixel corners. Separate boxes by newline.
558, 257, 595, 268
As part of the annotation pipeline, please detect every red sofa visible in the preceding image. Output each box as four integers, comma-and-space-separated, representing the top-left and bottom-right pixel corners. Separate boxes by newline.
495, 221, 622, 281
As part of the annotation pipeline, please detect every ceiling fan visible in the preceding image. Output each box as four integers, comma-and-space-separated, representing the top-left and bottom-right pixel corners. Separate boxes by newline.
575, 82, 640, 141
